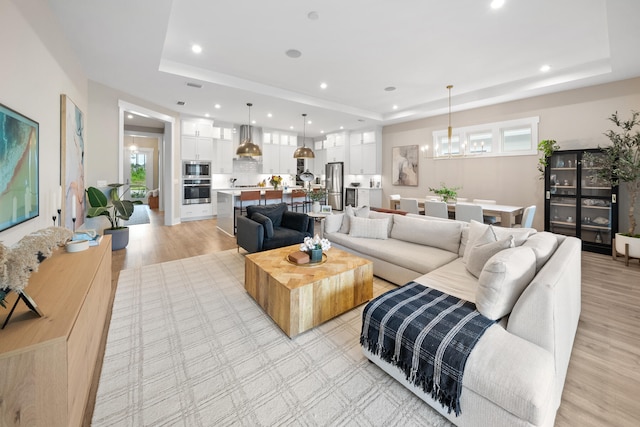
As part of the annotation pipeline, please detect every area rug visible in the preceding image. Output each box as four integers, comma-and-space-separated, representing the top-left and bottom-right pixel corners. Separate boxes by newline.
122, 204, 150, 226
92, 250, 454, 427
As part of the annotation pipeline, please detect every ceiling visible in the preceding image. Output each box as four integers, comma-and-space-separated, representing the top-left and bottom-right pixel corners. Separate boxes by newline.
48, 0, 640, 137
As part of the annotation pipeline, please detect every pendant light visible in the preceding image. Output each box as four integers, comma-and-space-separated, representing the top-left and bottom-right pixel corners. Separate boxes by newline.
293, 113, 315, 159
446, 85, 453, 157
236, 102, 262, 157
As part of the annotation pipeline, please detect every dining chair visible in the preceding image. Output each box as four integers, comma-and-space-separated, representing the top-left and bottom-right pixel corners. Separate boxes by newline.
424, 200, 448, 219
390, 194, 401, 209
289, 189, 307, 212
234, 190, 261, 233
455, 202, 484, 223
515, 205, 536, 228
263, 189, 283, 205
399, 198, 421, 214
473, 199, 499, 224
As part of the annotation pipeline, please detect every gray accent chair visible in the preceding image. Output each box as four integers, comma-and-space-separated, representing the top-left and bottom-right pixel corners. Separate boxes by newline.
236, 203, 314, 253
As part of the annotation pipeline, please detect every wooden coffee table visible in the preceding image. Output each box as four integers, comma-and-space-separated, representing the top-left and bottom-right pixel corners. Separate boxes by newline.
244, 244, 373, 337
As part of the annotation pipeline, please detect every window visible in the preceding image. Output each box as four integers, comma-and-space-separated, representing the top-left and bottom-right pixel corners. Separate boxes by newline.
432, 117, 538, 159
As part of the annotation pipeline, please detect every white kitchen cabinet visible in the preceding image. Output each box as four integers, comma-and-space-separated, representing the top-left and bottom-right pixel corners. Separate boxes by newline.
213, 139, 233, 173
182, 120, 215, 138
212, 126, 233, 140
181, 203, 213, 221
280, 144, 297, 175
261, 131, 298, 175
355, 188, 382, 208
325, 132, 346, 163
311, 148, 326, 176
182, 135, 214, 161
348, 128, 381, 174
262, 143, 280, 175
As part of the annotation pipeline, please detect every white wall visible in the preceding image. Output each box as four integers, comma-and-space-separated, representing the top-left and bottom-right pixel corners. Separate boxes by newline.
0, 0, 88, 245
382, 78, 640, 231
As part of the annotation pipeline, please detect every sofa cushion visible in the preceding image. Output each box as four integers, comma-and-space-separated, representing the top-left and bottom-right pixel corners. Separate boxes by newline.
251, 213, 274, 239
324, 213, 344, 234
466, 234, 515, 278
415, 258, 479, 302
522, 231, 558, 272
390, 214, 462, 254
463, 220, 534, 264
339, 205, 370, 234
281, 211, 309, 233
247, 203, 287, 228
368, 211, 394, 236
262, 227, 309, 251
349, 216, 389, 239
475, 246, 537, 320
326, 231, 458, 275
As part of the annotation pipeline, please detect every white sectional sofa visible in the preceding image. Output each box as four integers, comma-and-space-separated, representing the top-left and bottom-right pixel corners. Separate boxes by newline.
322, 207, 581, 427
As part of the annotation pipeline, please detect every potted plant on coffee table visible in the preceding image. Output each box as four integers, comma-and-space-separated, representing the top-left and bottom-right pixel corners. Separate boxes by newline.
584, 111, 640, 264
85, 184, 142, 250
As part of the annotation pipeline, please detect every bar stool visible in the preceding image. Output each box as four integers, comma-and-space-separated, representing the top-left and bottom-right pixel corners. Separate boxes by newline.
234, 190, 261, 233
289, 189, 307, 212
263, 189, 283, 205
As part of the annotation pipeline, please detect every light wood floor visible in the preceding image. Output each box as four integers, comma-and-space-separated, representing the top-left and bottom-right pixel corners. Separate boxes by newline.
89, 209, 640, 426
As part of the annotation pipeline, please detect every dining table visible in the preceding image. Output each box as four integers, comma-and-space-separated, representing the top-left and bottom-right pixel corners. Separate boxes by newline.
390, 198, 524, 227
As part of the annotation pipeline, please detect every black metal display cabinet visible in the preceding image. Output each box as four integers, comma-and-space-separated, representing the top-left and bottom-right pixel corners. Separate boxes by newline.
545, 149, 618, 254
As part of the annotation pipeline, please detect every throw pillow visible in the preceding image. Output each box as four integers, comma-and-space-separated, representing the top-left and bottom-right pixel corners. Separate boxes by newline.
475, 246, 537, 320
368, 211, 394, 236
339, 205, 370, 234
247, 203, 287, 228
390, 214, 463, 253
349, 216, 389, 239
522, 232, 559, 272
466, 235, 515, 278
463, 220, 533, 264
324, 213, 344, 234
251, 213, 274, 239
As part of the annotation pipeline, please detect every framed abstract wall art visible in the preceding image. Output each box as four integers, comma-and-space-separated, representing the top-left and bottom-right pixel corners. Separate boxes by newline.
392, 145, 419, 186
0, 103, 39, 232
60, 95, 85, 229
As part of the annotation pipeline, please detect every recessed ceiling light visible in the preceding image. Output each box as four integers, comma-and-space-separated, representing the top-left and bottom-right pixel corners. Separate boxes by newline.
205, 113, 210, 118
340, 126, 344, 130
191, 44, 202, 54
214, 104, 221, 109
307, 120, 312, 124
490, 0, 505, 9
384, 86, 396, 92
127, 114, 133, 119
320, 82, 328, 90
286, 49, 302, 58
540, 64, 551, 72
307, 11, 319, 20
251, 120, 256, 125
320, 130, 325, 134
290, 126, 294, 130
392, 105, 398, 110
267, 113, 273, 118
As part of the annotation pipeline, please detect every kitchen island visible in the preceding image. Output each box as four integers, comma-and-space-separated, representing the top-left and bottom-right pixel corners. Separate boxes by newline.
216, 188, 305, 236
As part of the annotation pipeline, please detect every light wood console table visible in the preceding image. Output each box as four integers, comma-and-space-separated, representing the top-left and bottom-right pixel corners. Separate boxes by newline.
0, 235, 112, 427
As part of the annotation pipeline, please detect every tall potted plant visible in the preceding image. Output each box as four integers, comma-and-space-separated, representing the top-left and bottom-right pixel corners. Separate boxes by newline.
584, 111, 640, 261
86, 184, 142, 250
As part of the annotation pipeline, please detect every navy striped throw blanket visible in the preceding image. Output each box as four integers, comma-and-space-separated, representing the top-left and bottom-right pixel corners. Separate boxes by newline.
360, 282, 496, 416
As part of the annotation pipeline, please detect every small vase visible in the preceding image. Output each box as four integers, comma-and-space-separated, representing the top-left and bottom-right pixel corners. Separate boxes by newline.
310, 248, 323, 263
273, 184, 278, 190
313, 201, 321, 213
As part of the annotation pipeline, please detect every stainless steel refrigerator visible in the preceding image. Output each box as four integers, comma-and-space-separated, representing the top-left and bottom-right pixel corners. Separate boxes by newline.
325, 162, 344, 211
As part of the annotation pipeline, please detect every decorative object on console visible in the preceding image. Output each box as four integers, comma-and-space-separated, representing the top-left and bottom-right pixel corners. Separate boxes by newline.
0, 103, 39, 233
0, 226, 73, 327
392, 145, 419, 186
583, 111, 640, 263
306, 188, 327, 213
299, 234, 331, 263
235, 102, 262, 157
85, 184, 142, 250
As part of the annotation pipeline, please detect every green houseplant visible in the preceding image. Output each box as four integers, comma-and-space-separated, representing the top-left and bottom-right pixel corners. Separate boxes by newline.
306, 189, 327, 213
537, 139, 560, 179
86, 184, 142, 250
583, 111, 640, 262
428, 183, 461, 203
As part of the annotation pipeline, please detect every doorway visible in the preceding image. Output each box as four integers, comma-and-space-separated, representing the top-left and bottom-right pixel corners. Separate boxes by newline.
123, 135, 158, 202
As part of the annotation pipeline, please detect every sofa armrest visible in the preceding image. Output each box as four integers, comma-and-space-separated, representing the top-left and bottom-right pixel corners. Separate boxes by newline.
282, 211, 310, 233
252, 213, 274, 239
236, 215, 264, 253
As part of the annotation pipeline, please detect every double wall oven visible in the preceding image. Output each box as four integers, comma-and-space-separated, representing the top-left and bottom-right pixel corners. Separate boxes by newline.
183, 161, 211, 204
